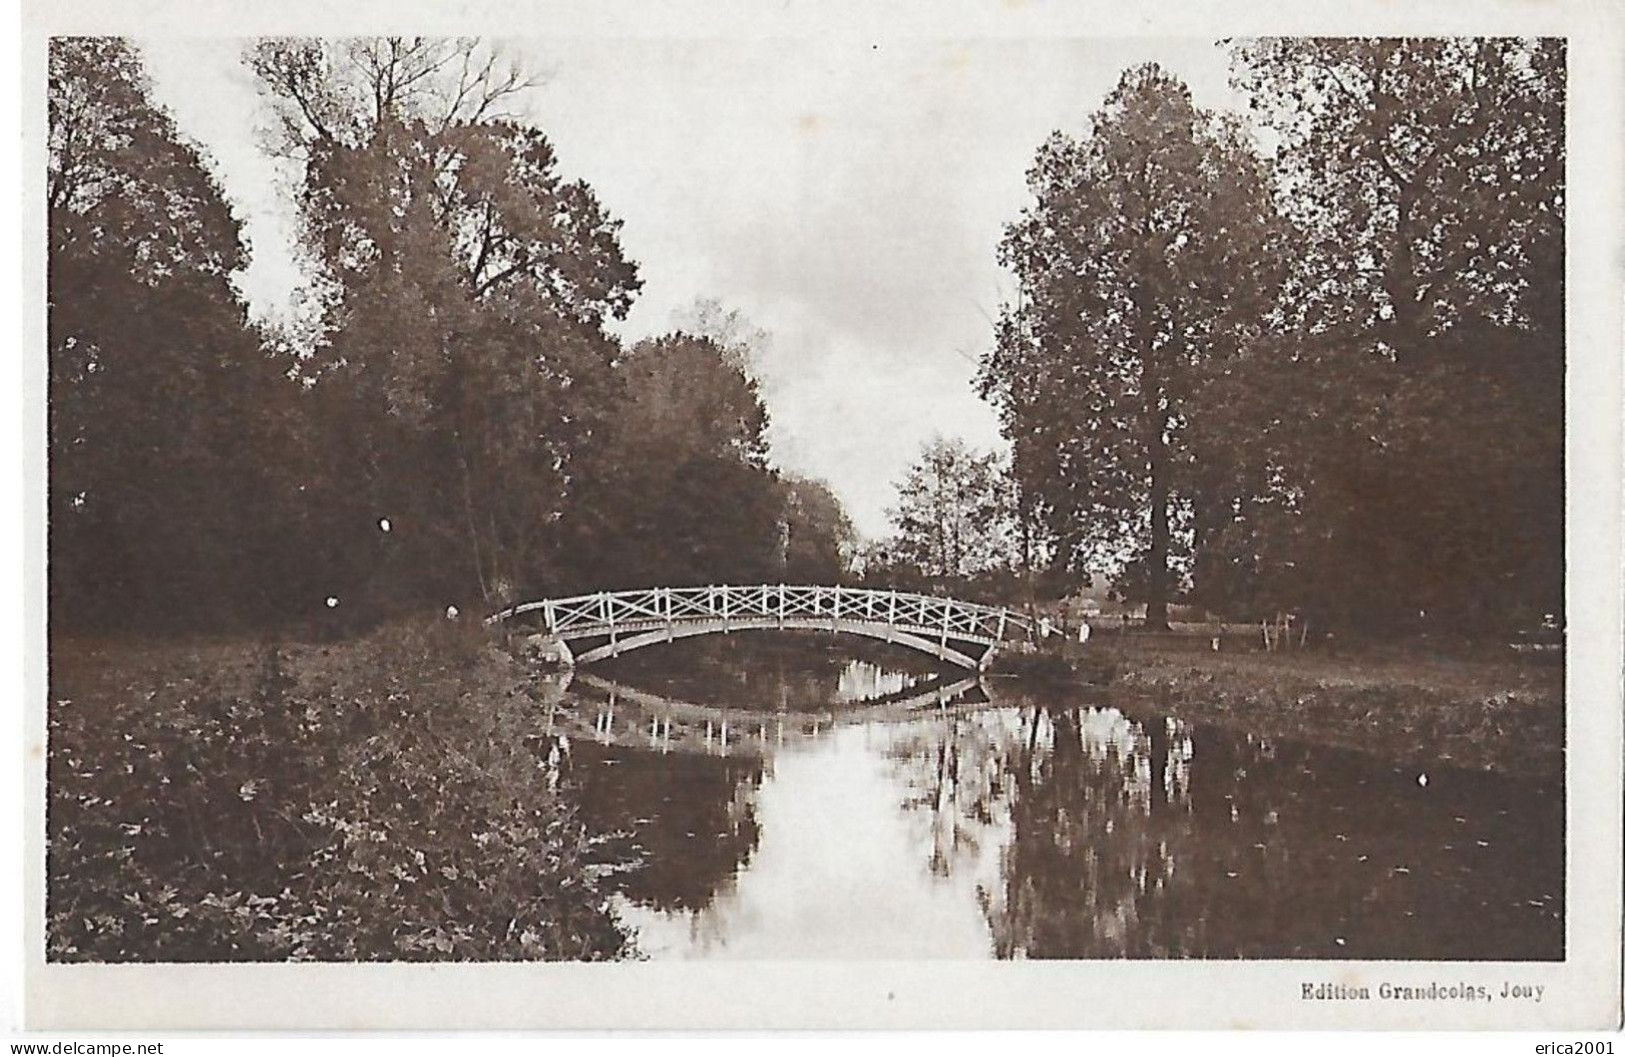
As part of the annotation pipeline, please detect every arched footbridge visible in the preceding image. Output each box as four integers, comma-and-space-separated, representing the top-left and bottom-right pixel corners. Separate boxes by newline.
488, 584, 1036, 671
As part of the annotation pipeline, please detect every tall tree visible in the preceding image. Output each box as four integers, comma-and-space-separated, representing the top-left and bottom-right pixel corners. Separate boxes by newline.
1223, 38, 1565, 630
560, 333, 785, 588
779, 476, 856, 583
980, 64, 1285, 629
48, 38, 296, 629
885, 436, 1010, 584
249, 38, 641, 611
613, 332, 771, 470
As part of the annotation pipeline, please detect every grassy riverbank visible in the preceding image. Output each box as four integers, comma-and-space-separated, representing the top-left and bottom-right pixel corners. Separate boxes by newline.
47, 621, 633, 962
1034, 634, 1564, 779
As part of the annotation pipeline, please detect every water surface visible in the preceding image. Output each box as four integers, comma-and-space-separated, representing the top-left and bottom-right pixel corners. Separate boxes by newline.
547, 635, 1562, 960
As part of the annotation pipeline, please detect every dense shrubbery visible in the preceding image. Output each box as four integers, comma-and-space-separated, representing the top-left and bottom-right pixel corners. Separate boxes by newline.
47, 622, 633, 961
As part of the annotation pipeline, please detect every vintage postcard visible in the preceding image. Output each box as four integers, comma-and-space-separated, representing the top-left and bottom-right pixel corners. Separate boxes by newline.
17, 0, 1624, 1033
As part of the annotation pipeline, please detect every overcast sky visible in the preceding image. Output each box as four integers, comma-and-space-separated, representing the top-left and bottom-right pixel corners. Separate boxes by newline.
138, 36, 1245, 538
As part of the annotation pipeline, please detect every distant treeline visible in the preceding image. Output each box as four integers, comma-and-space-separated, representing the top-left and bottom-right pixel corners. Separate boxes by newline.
874, 42, 1564, 636
49, 37, 1565, 641
47, 39, 853, 635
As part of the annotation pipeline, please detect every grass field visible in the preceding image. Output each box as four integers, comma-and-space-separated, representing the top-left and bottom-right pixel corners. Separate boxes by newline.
1084, 633, 1563, 778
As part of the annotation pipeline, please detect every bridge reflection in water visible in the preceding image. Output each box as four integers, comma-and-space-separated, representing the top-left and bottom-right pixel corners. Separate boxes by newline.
535, 667, 997, 759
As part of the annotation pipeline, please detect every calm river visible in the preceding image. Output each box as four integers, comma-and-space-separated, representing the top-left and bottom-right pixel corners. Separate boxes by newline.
538, 634, 1562, 960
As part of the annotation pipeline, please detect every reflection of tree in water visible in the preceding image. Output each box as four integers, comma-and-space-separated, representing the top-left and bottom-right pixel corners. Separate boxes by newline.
892, 701, 1562, 960
568, 746, 765, 913
889, 710, 1023, 879
983, 706, 1200, 958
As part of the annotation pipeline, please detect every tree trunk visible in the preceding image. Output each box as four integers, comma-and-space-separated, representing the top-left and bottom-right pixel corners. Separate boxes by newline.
1133, 275, 1171, 633
1386, 191, 1427, 363
1146, 427, 1171, 632
454, 439, 491, 603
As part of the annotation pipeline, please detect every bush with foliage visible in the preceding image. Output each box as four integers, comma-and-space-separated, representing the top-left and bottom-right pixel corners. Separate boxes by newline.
47, 621, 633, 961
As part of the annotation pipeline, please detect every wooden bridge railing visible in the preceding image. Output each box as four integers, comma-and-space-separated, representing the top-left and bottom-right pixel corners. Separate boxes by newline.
488, 584, 1033, 645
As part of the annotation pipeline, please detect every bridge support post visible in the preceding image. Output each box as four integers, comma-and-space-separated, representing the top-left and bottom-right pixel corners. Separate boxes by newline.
603, 591, 619, 656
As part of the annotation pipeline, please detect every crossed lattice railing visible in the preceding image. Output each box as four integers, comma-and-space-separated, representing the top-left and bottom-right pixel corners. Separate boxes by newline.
489, 584, 1033, 645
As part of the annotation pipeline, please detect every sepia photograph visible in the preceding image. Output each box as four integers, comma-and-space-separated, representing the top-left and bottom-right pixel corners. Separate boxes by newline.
16, 0, 1624, 1036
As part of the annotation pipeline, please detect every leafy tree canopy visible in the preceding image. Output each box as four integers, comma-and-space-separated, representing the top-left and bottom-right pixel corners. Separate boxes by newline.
980, 64, 1286, 627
